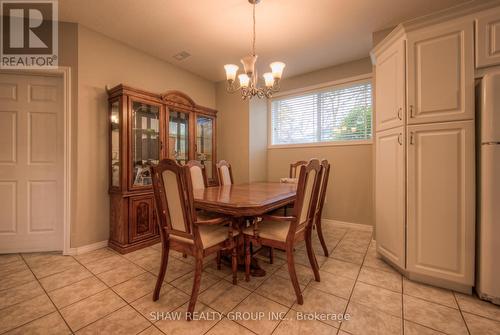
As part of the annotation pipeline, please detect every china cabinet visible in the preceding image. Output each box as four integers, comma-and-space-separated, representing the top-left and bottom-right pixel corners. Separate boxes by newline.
107, 85, 217, 253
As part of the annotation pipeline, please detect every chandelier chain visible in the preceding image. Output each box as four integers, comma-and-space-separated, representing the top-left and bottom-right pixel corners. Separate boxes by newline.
252, 2, 256, 56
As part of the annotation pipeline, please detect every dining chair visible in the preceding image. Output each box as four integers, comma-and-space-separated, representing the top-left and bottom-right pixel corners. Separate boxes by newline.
314, 159, 331, 256
151, 159, 238, 320
265, 160, 308, 262
188, 160, 229, 270
216, 160, 233, 186
243, 159, 323, 305
186, 160, 208, 189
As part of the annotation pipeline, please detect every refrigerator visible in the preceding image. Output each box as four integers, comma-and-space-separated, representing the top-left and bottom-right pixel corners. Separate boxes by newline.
476, 71, 500, 305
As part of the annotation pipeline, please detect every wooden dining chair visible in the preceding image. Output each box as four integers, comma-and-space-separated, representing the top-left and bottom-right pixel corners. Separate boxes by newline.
186, 160, 208, 189
188, 160, 229, 269
314, 159, 331, 256
216, 160, 233, 186
266, 160, 308, 263
243, 159, 323, 305
151, 159, 238, 320
265, 160, 309, 264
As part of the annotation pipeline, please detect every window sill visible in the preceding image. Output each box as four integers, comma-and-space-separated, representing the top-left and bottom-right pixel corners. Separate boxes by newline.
268, 140, 373, 149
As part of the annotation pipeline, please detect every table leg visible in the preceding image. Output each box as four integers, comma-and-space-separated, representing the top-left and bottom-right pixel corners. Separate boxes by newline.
219, 217, 266, 277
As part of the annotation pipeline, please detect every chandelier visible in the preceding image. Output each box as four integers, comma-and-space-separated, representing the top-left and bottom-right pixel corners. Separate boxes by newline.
224, 0, 285, 99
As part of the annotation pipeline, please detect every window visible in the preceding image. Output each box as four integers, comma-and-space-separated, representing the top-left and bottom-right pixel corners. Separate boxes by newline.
270, 79, 372, 146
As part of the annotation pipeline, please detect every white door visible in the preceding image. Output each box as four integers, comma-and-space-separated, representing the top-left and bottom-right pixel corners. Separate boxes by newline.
407, 19, 474, 124
375, 38, 405, 132
375, 126, 405, 268
406, 121, 475, 286
0, 73, 64, 253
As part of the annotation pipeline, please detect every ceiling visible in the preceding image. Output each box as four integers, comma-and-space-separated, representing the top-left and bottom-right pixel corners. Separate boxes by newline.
59, 0, 472, 82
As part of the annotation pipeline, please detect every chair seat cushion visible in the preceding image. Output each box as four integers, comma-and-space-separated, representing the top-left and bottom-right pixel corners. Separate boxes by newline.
170, 224, 238, 249
243, 220, 291, 242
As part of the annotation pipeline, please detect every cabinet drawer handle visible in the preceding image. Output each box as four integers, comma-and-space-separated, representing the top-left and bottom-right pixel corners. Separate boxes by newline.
398, 133, 403, 145
409, 105, 414, 118
398, 107, 402, 120
410, 132, 415, 145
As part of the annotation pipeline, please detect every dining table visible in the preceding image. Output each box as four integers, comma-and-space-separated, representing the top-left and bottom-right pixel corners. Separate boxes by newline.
192, 182, 297, 276
193, 182, 297, 217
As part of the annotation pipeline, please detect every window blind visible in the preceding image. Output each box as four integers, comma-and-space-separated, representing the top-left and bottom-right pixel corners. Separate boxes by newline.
271, 80, 372, 145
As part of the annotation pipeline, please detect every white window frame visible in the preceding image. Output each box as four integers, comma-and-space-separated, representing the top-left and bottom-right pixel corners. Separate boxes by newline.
267, 73, 373, 149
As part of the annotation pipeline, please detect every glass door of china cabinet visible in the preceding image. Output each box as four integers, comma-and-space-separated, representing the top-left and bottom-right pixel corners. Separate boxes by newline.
195, 114, 215, 183
109, 99, 121, 189
130, 99, 162, 188
168, 109, 190, 165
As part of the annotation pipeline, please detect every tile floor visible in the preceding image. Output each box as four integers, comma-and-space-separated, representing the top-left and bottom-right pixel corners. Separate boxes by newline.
1, 224, 500, 335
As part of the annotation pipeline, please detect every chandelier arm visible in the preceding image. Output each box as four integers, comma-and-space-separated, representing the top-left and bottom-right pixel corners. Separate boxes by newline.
225, 80, 242, 93
272, 80, 281, 92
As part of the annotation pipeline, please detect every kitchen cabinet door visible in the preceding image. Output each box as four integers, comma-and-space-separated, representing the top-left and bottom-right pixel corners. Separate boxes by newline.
476, 7, 500, 68
406, 121, 475, 286
407, 19, 474, 124
375, 38, 406, 132
375, 126, 406, 268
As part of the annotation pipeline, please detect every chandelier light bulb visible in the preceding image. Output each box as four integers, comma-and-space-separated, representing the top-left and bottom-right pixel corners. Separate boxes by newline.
238, 74, 250, 88
270, 62, 286, 79
224, 64, 239, 81
263, 72, 274, 87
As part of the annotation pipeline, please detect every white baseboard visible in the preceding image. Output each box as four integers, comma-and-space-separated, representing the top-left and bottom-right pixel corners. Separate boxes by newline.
322, 219, 373, 232
64, 240, 108, 256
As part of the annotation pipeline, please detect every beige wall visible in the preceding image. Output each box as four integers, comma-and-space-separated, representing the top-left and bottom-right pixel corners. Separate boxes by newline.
279, 58, 373, 92
215, 84, 268, 184
267, 57, 375, 226
249, 98, 268, 182
73, 25, 216, 247
58, 22, 80, 246
215, 81, 250, 183
267, 145, 373, 226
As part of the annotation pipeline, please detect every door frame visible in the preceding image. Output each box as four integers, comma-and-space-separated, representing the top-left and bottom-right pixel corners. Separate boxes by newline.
0, 67, 72, 254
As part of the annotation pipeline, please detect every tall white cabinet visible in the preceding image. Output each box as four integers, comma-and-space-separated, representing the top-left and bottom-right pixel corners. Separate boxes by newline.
372, 15, 476, 292
375, 126, 405, 269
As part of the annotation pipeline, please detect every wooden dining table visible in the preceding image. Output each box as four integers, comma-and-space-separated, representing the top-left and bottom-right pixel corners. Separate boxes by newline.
193, 182, 297, 276
193, 182, 297, 217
